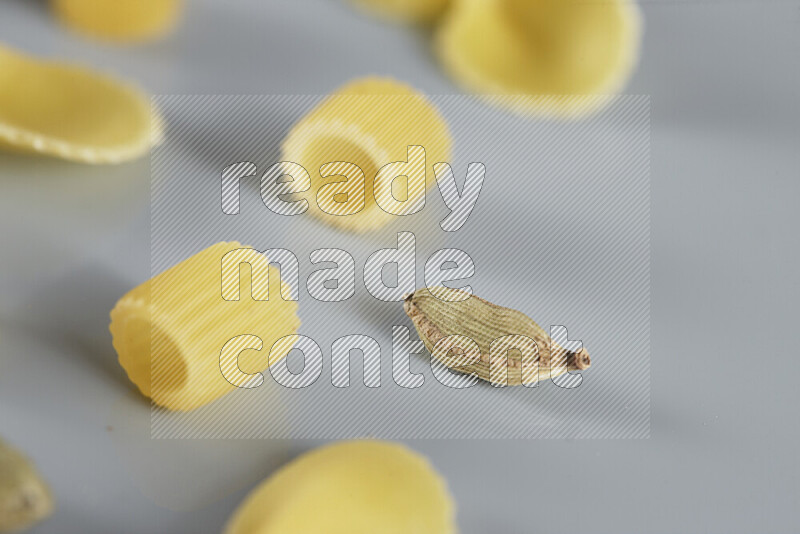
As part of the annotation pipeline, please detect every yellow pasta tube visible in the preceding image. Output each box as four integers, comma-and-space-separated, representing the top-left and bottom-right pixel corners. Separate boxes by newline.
224, 441, 456, 534
109, 242, 300, 412
436, 0, 642, 118
281, 77, 452, 233
351, 0, 451, 24
51, 0, 184, 43
0, 44, 160, 164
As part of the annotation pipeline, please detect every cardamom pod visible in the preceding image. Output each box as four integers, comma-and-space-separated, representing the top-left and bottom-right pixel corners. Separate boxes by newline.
0, 438, 53, 533
403, 287, 591, 386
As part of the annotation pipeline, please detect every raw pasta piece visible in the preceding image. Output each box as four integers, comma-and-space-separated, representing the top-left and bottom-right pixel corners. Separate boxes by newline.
0, 44, 159, 164
51, 0, 183, 43
281, 77, 452, 233
436, 0, 642, 118
109, 242, 300, 412
0, 438, 54, 533
224, 441, 456, 534
351, 0, 450, 24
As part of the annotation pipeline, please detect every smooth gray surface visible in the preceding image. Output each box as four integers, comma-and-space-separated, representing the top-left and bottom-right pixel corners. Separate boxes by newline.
1, 0, 799, 532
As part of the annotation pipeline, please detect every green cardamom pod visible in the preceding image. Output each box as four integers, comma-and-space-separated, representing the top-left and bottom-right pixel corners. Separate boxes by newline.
403, 287, 591, 386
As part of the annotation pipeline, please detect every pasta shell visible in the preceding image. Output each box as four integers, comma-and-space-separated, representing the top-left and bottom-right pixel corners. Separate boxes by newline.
51, 0, 183, 43
224, 441, 456, 534
351, 0, 450, 24
436, 0, 642, 118
109, 242, 301, 412
0, 44, 159, 164
281, 77, 452, 233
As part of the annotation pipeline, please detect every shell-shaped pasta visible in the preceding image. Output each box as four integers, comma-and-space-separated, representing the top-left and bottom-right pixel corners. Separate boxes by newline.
0, 45, 159, 164
224, 441, 456, 534
351, 0, 450, 24
281, 77, 452, 233
109, 242, 300, 412
51, 0, 183, 43
436, 0, 642, 118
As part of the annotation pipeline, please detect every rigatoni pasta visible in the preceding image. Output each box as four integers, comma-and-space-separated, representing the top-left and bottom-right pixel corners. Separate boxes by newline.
109, 242, 300, 412
281, 77, 452, 233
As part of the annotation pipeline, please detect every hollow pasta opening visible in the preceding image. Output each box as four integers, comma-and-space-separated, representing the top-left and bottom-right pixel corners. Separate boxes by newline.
299, 135, 381, 212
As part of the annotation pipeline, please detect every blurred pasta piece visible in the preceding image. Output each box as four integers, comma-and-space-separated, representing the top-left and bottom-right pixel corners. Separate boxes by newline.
351, 0, 450, 24
224, 441, 456, 534
281, 77, 451, 233
436, 0, 642, 118
0, 438, 54, 533
0, 44, 159, 164
109, 242, 300, 412
51, 0, 183, 42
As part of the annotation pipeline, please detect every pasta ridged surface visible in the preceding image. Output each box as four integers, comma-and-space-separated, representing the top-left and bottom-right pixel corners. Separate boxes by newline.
436, 0, 642, 118
51, 0, 183, 42
0, 44, 159, 164
109, 242, 300, 412
282, 77, 452, 233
